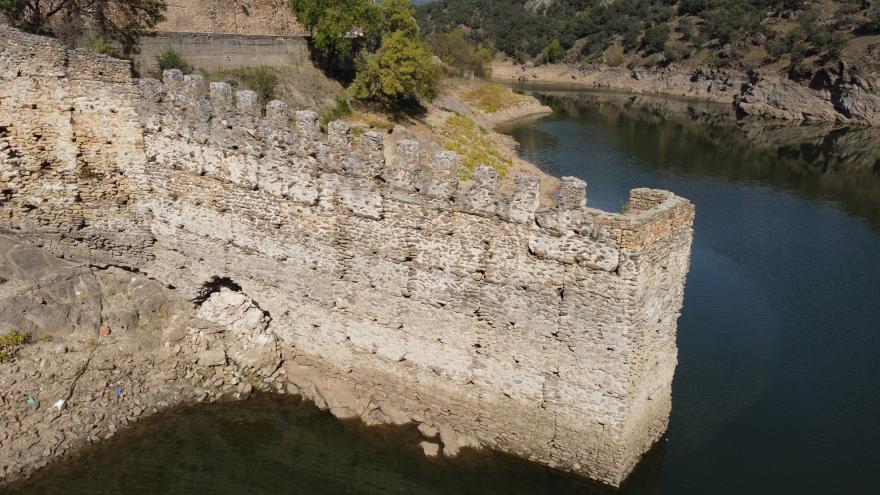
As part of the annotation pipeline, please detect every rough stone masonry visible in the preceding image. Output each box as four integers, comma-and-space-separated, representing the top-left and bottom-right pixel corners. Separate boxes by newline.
0, 25, 694, 487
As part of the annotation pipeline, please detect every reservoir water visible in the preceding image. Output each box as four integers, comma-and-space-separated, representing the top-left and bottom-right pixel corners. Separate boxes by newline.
9, 88, 880, 494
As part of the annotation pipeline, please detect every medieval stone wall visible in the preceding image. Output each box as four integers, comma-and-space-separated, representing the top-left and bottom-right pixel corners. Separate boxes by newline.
0, 25, 694, 487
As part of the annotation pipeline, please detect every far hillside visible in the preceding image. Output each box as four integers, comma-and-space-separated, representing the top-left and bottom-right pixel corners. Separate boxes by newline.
416, 0, 880, 72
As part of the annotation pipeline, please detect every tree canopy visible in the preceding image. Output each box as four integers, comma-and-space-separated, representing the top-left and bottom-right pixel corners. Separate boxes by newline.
289, 0, 382, 57
292, 0, 436, 111
416, 0, 874, 68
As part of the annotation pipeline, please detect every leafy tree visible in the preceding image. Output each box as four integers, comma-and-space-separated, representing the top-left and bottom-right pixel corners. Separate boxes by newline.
540, 38, 564, 64
379, 0, 419, 36
0, 0, 166, 57
643, 24, 670, 54
429, 28, 493, 78
290, 0, 382, 57
350, 30, 435, 110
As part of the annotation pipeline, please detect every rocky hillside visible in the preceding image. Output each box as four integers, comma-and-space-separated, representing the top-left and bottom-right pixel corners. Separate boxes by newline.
420, 1, 880, 125
157, 0, 306, 35
417, 1, 880, 72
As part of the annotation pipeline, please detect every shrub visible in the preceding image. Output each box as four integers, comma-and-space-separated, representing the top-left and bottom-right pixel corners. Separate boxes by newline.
789, 43, 809, 67
678, 17, 697, 42
0, 330, 30, 363
243, 66, 279, 107
825, 32, 848, 59
870, 4, 880, 33
643, 24, 671, 55
80, 35, 119, 57
766, 38, 789, 61
155, 48, 191, 74
321, 94, 353, 125
605, 46, 625, 67
663, 40, 688, 63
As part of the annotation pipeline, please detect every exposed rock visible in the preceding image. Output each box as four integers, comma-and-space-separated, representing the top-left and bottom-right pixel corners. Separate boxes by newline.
198, 349, 227, 367
418, 423, 439, 439
419, 441, 441, 458
737, 66, 880, 126
438, 423, 481, 457
197, 289, 277, 376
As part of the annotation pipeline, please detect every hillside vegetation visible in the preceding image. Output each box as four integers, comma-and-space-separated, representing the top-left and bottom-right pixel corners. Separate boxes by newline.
416, 0, 880, 71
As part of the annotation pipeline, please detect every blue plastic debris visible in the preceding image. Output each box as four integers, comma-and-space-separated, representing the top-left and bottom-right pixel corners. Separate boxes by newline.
26, 396, 37, 407
114, 387, 122, 397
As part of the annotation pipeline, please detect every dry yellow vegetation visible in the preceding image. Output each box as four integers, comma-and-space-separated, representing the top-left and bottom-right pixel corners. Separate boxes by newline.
462, 84, 528, 114
436, 113, 512, 178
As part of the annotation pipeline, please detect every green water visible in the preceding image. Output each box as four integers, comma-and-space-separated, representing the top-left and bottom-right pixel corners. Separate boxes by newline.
10, 89, 880, 494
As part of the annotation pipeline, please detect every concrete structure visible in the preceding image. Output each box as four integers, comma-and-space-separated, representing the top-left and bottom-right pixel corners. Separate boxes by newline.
135, 32, 310, 73
0, 26, 694, 487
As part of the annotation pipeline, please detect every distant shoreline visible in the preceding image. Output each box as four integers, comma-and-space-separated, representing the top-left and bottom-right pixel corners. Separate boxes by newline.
492, 60, 880, 127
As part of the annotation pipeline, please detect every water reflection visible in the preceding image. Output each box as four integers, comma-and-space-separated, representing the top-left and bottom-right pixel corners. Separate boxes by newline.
503, 87, 880, 231
7, 395, 662, 494
502, 86, 880, 494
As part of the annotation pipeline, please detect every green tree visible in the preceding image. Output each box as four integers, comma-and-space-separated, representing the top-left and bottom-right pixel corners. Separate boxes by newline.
379, 0, 419, 36
351, 30, 436, 110
540, 38, 564, 64
290, 0, 382, 57
1, 0, 166, 57
643, 24, 671, 54
429, 28, 493, 78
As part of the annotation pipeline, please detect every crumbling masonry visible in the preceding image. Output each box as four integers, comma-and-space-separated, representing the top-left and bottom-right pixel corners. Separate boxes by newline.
0, 26, 694, 486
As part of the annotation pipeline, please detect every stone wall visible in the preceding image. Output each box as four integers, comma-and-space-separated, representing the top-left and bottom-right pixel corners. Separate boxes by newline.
0, 26, 695, 487
135, 32, 310, 73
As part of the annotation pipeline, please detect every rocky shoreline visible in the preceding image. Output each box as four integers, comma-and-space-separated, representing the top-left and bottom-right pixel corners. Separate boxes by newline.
0, 234, 476, 487
493, 61, 880, 126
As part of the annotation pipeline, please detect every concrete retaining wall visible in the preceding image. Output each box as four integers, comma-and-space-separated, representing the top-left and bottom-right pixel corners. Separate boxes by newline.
135, 31, 310, 72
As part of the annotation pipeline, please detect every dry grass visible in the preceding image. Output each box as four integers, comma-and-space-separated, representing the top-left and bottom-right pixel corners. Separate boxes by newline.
436, 113, 512, 178
462, 84, 529, 114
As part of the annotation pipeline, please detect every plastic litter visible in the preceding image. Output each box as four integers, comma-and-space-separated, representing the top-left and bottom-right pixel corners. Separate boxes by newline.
114, 387, 123, 398
54, 399, 66, 411
26, 396, 37, 407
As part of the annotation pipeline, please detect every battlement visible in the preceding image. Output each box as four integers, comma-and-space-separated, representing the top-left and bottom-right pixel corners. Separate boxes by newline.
0, 26, 694, 488
138, 69, 692, 262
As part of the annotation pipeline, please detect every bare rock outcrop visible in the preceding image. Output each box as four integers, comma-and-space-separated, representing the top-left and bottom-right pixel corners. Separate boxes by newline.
737, 64, 880, 126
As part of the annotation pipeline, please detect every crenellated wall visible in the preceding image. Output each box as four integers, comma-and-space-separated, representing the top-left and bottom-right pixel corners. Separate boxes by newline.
0, 25, 694, 487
